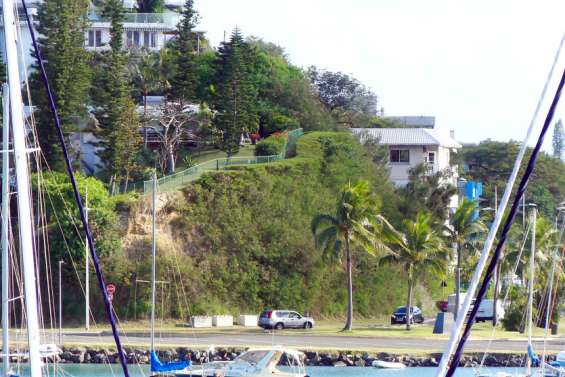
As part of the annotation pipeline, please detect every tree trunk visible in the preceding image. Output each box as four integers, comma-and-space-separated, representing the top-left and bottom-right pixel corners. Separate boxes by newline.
406, 267, 413, 331
454, 242, 461, 320
168, 147, 175, 174
143, 87, 148, 118
109, 175, 116, 196
343, 236, 353, 332
123, 171, 130, 193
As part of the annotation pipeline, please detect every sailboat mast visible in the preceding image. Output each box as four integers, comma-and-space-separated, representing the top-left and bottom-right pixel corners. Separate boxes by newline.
2, 0, 43, 375
150, 171, 157, 352
527, 205, 536, 374
1, 84, 10, 377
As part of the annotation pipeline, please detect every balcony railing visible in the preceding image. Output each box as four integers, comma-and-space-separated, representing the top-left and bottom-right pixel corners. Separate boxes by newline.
88, 12, 180, 28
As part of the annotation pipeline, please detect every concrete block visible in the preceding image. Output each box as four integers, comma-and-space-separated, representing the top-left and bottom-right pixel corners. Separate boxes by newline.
191, 316, 213, 328
212, 315, 233, 327
237, 315, 258, 327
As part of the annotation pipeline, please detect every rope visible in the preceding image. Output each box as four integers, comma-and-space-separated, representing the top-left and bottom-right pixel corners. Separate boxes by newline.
446, 46, 565, 376
21, 3, 130, 377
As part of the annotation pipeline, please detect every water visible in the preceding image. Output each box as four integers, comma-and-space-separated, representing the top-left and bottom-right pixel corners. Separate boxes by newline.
6, 364, 528, 377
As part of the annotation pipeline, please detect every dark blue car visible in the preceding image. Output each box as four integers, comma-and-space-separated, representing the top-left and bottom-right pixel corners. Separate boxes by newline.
390, 306, 424, 325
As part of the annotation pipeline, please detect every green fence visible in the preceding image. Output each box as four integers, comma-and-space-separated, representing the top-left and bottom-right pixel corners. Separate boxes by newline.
143, 128, 304, 194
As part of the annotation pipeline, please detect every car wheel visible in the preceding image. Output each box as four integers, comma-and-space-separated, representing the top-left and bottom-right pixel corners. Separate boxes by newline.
418, 317, 425, 324
303, 322, 312, 329
274, 323, 284, 330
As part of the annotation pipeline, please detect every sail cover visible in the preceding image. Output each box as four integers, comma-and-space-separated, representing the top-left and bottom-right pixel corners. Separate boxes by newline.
528, 344, 540, 367
150, 351, 191, 372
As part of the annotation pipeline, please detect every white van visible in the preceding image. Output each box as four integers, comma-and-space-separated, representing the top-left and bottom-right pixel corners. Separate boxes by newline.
447, 294, 504, 322
475, 299, 505, 322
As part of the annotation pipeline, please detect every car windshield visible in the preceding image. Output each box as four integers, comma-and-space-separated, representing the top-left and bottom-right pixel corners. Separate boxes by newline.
395, 307, 415, 313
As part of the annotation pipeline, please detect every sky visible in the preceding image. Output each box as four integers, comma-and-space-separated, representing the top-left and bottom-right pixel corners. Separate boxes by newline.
196, 0, 565, 147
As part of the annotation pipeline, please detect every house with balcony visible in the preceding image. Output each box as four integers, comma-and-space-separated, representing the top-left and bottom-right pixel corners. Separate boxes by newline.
350, 127, 462, 187
0, 0, 184, 71
85, 11, 180, 52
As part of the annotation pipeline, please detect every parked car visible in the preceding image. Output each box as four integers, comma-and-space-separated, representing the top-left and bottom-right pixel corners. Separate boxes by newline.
390, 306, 424, 325
258, 310, 315, 330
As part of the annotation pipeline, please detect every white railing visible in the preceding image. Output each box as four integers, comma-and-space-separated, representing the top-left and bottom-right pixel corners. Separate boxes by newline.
88, 12, 180, 27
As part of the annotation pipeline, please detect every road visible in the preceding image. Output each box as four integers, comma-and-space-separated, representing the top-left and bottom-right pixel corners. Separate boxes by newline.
59, 331, 565, 353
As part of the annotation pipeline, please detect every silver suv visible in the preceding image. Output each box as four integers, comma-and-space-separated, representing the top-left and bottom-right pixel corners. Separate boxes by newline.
258, 310, 314, 330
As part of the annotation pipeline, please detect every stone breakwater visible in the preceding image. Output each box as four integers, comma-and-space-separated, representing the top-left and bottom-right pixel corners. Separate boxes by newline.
33, 347, 545, 368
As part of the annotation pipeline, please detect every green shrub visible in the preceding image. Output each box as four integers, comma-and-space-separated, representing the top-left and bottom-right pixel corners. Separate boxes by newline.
502, 287, 531, 332
255, 135, 286, 156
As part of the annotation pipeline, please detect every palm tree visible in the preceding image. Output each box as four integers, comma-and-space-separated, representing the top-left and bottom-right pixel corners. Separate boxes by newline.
311, 180, 392, 331
130, 52, 162, 117
382, 213, 447, 330
444, 199, 486, 319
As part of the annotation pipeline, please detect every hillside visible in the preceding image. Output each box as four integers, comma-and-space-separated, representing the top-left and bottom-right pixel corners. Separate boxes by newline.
107, 132, 445, 320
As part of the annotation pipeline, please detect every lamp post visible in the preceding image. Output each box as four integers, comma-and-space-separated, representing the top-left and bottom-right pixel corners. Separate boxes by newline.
58, 260, 64, 345
84, 188, 90, 331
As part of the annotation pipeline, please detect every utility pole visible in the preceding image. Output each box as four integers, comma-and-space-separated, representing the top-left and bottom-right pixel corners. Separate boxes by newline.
492, 186, 499, 327
58, 260, 64, 345
526, 204, 536, 375
85, 188, 90, 331
151, 171, 156, 353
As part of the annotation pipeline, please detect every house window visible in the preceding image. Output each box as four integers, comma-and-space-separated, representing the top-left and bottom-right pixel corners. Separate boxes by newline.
390, 149, 410, 163
150, 32, 157, 48
87, 30, 94, 47
126, 31, 133, 46
95, 30, 102, 46
143, 31, 150, 47
427, 152, 435, 164
133, 31, 140, 46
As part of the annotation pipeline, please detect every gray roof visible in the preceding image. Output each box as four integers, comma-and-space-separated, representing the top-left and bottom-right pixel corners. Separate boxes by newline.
351, 128, 462, 148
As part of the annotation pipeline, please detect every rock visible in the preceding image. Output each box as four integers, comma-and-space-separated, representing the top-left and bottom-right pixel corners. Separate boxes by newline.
354, 359, 366, 367
333, 361, 347, 367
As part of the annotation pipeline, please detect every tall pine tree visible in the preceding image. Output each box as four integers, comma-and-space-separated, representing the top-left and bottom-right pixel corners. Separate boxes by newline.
98, 0, 141, 189
553, 119, 564, 160
213, 28, 258, 156
168, 0, 199, 105
31, 0, 91, 171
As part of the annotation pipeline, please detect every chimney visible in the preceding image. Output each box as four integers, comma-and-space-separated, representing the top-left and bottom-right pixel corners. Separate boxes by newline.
450, 130, 455, 139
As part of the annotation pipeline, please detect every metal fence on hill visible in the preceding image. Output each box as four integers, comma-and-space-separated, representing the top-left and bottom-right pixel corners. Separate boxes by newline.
141, 128, 304, 194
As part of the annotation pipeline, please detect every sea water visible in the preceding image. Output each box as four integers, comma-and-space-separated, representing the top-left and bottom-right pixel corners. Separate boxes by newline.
2, 364, 529, 377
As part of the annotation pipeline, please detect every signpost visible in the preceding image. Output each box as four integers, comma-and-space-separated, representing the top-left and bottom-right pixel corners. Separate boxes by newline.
107, 284, 116, 302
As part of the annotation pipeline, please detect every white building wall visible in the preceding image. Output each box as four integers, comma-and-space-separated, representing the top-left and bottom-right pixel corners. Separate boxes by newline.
388, 145, 426, 186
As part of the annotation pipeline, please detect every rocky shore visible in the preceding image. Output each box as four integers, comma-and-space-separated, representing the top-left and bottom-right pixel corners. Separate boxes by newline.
35, 347, 543, 368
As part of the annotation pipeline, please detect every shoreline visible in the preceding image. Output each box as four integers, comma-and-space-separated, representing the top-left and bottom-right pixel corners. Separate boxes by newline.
35, 347, 541, 368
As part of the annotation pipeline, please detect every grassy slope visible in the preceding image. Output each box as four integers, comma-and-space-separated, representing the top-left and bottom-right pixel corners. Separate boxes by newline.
114, 132, 447, 323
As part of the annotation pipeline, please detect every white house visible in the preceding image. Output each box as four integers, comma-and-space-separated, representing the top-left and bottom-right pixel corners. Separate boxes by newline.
85, 11, 180, 52
351, 127, 462, 187
0, 0, 184, 73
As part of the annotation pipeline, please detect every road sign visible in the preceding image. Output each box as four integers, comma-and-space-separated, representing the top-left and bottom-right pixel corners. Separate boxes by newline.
106, 283, 116, 295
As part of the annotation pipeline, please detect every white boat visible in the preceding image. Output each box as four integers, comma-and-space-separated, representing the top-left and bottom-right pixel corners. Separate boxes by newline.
372, 359, 406, 369
174, 347, 307, 377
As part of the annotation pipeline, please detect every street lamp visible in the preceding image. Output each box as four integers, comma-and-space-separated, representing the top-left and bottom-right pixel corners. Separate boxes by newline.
58, 260, 64, 345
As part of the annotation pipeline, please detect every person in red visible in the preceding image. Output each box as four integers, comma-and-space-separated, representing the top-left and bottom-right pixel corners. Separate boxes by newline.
250, 133, 260, 145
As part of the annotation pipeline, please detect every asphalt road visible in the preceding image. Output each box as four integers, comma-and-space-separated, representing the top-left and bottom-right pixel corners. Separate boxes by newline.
58, 331, 565, 353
